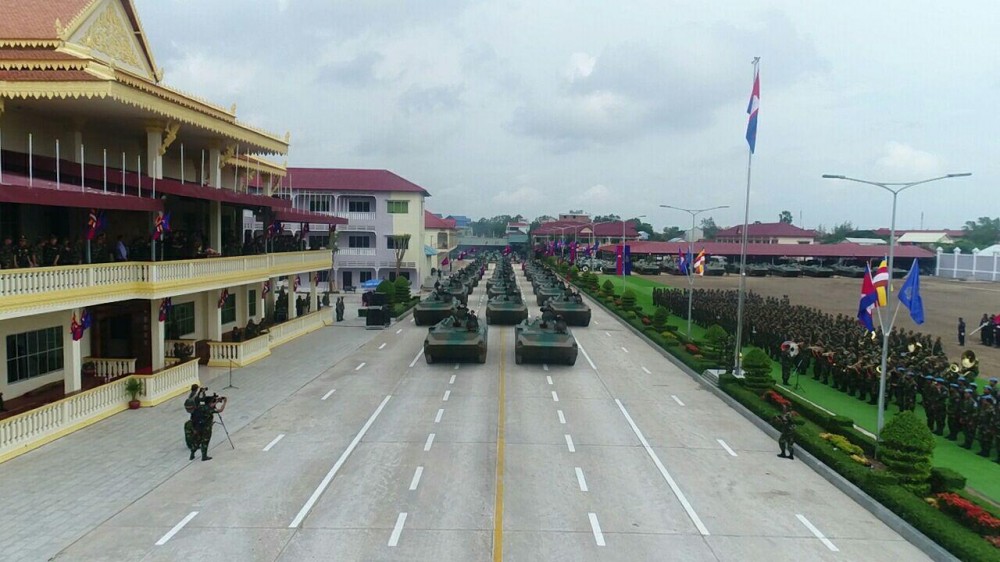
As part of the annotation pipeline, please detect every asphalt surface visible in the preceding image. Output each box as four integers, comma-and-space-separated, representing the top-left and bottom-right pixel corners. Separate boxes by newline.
51, 265, 932, 561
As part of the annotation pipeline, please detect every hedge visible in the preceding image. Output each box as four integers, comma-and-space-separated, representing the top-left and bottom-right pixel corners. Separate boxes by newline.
931, 467, 967, 493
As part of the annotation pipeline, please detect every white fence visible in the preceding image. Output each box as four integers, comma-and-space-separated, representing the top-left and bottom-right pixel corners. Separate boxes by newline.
207, 333, 271, 367
935, 248, 1000, 281
0, 359, 199, 463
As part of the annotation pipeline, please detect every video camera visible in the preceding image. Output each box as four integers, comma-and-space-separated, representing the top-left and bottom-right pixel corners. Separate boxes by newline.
197, 387, 225, 407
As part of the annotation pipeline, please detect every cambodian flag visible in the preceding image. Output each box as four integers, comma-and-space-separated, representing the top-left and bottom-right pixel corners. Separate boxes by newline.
746, 64, 760, 154
858, 264, 878, 332
678, 249, 688, 275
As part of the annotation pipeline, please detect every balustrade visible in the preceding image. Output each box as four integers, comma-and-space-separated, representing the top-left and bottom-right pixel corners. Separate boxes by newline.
84, 357, 136, 381
207, 333, 270, 367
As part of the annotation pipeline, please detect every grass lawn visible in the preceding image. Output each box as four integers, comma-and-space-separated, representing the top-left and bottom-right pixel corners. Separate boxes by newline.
596, 273, 1000, 503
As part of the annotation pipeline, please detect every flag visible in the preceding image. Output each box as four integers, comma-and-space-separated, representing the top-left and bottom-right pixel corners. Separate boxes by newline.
872, 259, 889, 307
262, 280, 271, 296
293, 274, 301, 292
158, 297, 172, 322
623, 245, 632, 275
81, 308, 92, 330
218, 288, 229, 309
569, 242, 576, 263
153, 211, 171, 241
267, 220, 282, 238
441, 256, 450, 266
615, 244, 624, 275
678, 249, 688, 275
898, 260, 924, 325
746, 64, 760, 154
86, 209, 107, 240
70, 313, 83, 341
503, 245, 512, 256
857, 264, 878, 331
693, 249, 706, 276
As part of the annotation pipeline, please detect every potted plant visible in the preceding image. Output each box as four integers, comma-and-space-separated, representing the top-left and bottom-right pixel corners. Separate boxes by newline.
173, 342, 193, 362
124, 378, 143, 409
81, 361, 96, 378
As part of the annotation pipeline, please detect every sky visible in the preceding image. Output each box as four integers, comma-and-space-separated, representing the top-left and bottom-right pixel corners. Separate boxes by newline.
135, 0, 998, 233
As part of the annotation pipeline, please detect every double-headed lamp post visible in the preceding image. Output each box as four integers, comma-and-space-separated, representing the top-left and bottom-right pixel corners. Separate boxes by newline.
621, 215, 645, 290
821, 172, 971, 445
660, 204, 729, 338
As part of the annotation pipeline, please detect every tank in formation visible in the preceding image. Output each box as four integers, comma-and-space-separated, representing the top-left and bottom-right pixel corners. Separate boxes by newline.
544, 291, 592, 326
442, 276, 469, 305
424, 307, 488, 364
413, 289, 459, 326
534, 281, 566, 306
514, 316, 578, 366
485, 292, 529, 325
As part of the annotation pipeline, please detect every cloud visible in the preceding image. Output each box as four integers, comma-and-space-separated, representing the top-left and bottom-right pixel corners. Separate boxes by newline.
579, 184, 613, 206
875, 142, 942, 176
398, 84, 465, 115
314, 51, 386, 87
491, 186, 543, 208
564, 52, 596, 82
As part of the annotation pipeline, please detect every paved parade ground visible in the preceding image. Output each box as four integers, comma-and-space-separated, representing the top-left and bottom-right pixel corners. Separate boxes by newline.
2, 266, 934, 561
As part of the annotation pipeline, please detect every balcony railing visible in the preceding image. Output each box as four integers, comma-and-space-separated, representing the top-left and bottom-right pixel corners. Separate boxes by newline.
207, 333, 271, 367
337, 248, 377, 256
335, 211, 377, 223
0, 250, 331, 320
267, 310, 325, 347
84, 357, 137, 382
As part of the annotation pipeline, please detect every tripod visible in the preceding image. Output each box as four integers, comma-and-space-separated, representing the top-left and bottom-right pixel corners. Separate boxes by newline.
214, 412, 235, 449
223, 358, 238, 390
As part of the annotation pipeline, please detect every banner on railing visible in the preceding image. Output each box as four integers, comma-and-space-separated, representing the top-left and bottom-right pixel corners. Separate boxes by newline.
158, 297, 172, 322
262, 280, 271, 296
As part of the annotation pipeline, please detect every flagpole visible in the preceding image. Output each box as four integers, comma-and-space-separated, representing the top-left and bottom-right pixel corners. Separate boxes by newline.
733, 57, 759, 377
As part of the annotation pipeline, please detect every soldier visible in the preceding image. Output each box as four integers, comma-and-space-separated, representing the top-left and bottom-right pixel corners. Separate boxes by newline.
901, 373, 918, 412
978, 395, 996, 457
933, 378, 948, 435
780, 347, 793, 385
554, 314, 568, 334
775, 405, 795, 460
0, 235, 14, 269
188, 391, 226, 461
15, 236, 35, 268
335, 296, 345, 322
41, 234, 60, 267
960, 389, 979, 450
946, 384, 962, 440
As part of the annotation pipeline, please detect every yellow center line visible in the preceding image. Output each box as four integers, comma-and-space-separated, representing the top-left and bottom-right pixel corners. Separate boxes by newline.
493, 330, 507, 562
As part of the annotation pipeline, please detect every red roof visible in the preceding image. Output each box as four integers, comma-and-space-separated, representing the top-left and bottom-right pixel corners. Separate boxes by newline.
598, 241, 934, 259
287, 168, 430, 196
0, 0, 93, 39
715, 222, 818, 238
424, 211, 456, 230
872, 228, 965, 238
274, 208, 346, 226
0, 171, 163, 212
533, 220, 637, 237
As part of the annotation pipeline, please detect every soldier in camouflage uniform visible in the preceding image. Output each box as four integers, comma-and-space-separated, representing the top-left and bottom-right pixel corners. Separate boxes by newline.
0, 235, 15, 269
978, 395, 996, 457
960, 389, 978, 449
946, 384, 962, 440
775, 405, 795, 460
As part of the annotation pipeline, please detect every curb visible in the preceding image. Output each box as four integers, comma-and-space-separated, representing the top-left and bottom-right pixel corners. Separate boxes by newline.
580, 287, 959, 562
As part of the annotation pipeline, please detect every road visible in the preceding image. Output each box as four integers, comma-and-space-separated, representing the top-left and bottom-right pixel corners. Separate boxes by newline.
53, 265, 932, 561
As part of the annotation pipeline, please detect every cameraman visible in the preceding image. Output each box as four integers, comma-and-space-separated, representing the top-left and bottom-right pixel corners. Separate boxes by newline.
185, 387, 227, 462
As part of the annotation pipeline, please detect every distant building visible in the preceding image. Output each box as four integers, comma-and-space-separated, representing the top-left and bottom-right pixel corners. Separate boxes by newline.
506, 221, 529, 235
844, 237, 887, 246
446, 215, 473, 234
532, 220, 639, 246
873, 228, 965, 240
558, 211, 591, 222
714, 222, 817, 245
424, 211, 457, 273
896, 232, 955, 246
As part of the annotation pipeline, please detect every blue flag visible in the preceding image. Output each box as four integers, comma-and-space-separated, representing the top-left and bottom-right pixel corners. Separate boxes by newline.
678, 249, 688, 275
623, 245, 632, 276
898, 260, 924, 325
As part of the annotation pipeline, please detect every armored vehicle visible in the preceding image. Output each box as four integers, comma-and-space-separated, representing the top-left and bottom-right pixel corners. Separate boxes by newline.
546, 293, 592, 326
535, 283, 564, 307
485, 293, 529, 325
632, 259, 661, 275
514, 317, 578, 366
444, 277, 469, 305
802, 264, 835, 277
770, 263, 803, 277
413, 291, 458, 326
424, 311, 488, 364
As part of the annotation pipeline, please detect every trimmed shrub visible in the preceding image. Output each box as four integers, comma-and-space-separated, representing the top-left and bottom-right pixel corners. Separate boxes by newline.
601, 279, 616, 297
880, 411, 935, 496
376, 280, 395, 305
930, 467, 967, 494
741, 347, 774, 392
652, 306, 669, 332
621, 288, 637, 310
393, 276, 411, 304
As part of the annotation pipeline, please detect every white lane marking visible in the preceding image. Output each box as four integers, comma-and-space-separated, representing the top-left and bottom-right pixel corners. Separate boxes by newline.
155, 511, 198, 546
543, 364, 549, 371
616, 399, 709, 536
378, 343, 386, 350
621, 346, 629, 353
355, 362, 366, 371
575, 467, 589, 492
796, 514, 839, 552
605, 331, 611, 337
671, 395, 685, 406
410, 317, 415, 323
717, 439, 738, 457
289, 395, 392, 528
424, 433, 436, 451
588, 513, 606, 546
551, 391, 559, 402
396, 328, 403, 334
409, 466, 424, 491
576, 340, 597, 370
443, 390, 451, 401
641, 366, 651, 375
546, 375, 553, 385
321, 389, 336, 401
565, 434, 576, 452
262, 434, 285, 452
388, 512, 408, 547
435, 408, 444, 423
594, 320, 599, 325
449, 374, 456, 385
409, 349, 423, 368
454, 363, 460, 370
557, 410, 566, 424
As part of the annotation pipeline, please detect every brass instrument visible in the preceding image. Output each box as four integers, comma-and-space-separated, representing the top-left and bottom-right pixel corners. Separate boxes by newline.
961, 350, 977, 370
949, 363, 961, 374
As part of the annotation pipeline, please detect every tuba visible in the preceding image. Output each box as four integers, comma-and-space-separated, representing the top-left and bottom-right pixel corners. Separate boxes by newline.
949, 363, 961, 374
961, 350, 977, 370
781, 341, 800, 357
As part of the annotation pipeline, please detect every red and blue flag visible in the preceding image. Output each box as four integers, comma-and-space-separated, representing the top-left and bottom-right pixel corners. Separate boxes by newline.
746, 64, 760, 154
857, 264, 878, 332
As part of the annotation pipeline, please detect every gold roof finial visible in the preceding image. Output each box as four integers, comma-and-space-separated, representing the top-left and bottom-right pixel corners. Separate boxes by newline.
230, 103, 237, 115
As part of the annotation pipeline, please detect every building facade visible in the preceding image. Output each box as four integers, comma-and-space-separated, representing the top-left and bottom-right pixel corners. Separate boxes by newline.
424, 211, 457, 275
0, 0, 342, 405
286, 168, 430, 290
714, 222, 818, 245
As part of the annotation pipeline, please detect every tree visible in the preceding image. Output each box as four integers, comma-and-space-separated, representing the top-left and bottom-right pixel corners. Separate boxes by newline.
700, 217, 719, 240
593, 214, 621, 223
818, 221, 854, 244
962, 216, 1000, 248
740, 347, 774, 392
879, 411, 935, 496
778, 210, 794, 224
389, 234, 411, 278
630, 218, 657, 240
661, 226, 684, 241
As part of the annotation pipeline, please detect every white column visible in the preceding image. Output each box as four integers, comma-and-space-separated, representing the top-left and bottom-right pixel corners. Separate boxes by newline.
288, 279, 298, 319
972, 250, 979, 280
209, 200, 223, 254
63, 316, 83, 394
994, 252, 999, 282
935, 247, 942, 277
72, 130, 84, 163
309, 272, 319, 311
237, 285, 249, 326
209, 146, 222, 188
145, 127, 163, 179
207, 291, 223, 341
952, 247, 960, 278
265, 277, 277, 320
150, 300, 165, 371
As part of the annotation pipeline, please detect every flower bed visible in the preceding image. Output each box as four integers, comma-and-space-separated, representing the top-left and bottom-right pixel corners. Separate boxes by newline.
935, 493, 1000, 537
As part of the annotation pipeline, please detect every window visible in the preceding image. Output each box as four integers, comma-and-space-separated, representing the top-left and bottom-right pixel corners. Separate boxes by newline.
348, 200, 371, 213
388, 271, 411, 281
309, 199, 331, 213
166, 302, 195, 338
387, 200, 408, 214
248, 290, 257, 318
348, 235, 372, 248
221, 293, 237, 324
386, 236, 410, 250
360, 271, 373, 283
6, 327, 63, 384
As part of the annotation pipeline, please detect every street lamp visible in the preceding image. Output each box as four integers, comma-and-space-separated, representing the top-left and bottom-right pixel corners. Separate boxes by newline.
822, 172, 971, 447
660, 204, 730, 337
621, 215, 646, 291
